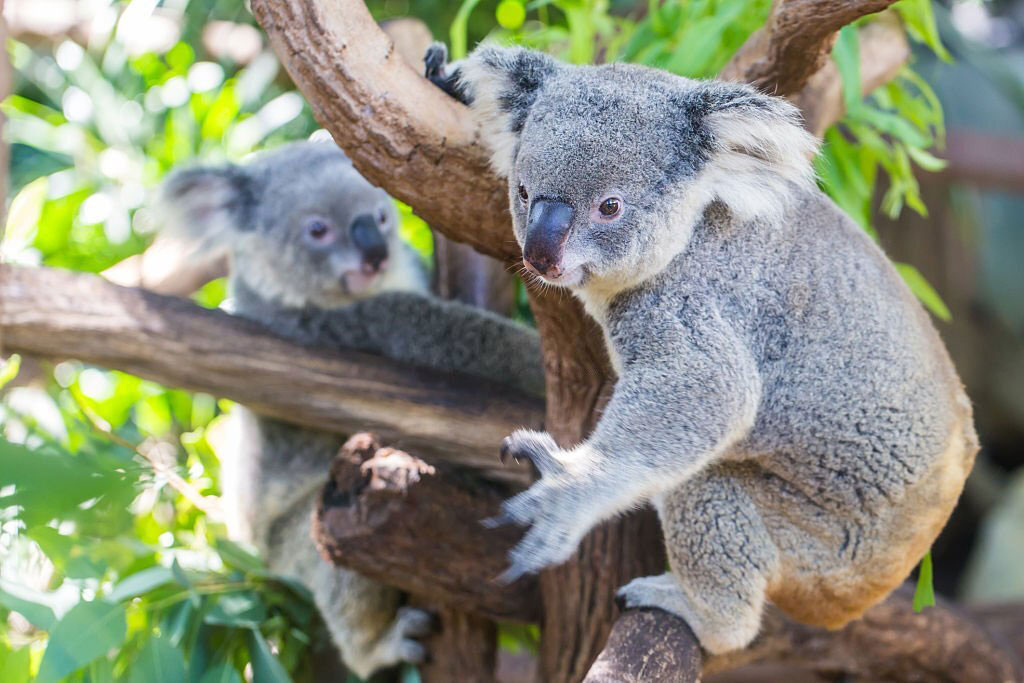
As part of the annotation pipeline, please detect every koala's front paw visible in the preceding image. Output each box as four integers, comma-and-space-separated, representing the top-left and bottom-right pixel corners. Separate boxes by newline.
378, 606, 434, 667
488, 431, 593, 582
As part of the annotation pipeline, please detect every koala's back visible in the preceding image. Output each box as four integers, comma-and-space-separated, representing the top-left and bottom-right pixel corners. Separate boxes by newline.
644, 190, 978, 628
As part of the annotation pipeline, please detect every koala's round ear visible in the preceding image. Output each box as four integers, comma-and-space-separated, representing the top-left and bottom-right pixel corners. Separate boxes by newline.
689, 82, 820, 222
157, 164, 257, 249
459, 44, 557, 177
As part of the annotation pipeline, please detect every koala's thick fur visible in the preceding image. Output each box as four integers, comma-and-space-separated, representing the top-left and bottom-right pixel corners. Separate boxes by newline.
428, 44, 978, 653
161, 141, 544, 677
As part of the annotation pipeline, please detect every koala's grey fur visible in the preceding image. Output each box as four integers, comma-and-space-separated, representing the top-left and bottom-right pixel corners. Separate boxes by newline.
435, 44, 977, 653
160, 141, 544, 677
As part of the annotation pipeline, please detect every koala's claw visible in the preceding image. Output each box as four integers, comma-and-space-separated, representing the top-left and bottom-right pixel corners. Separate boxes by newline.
481, 511, 517, 529
500, 430, 564, 477
423, 42, 448, 79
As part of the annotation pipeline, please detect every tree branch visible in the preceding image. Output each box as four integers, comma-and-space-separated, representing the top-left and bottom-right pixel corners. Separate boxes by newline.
0, 264, 540, 484
313, 433, 540, 623
719, 0, 899, 97
791, 14, 910, 137
249, 0, 515, 262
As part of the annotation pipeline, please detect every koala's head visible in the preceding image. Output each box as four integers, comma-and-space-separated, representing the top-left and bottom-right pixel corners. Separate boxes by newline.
457, 46, 818, 293
160, 141, 408, 308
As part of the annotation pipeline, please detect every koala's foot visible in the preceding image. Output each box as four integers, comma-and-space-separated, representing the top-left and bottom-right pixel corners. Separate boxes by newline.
617, 572, 761, 655
376, 606, 433, 665
347, 606, 433, 678
423, 42, 470, 104
488, 430, 600, 582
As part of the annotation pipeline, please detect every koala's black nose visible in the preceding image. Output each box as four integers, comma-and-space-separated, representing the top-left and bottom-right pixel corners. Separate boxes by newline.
524, 199, 574, 277
350, 214, 389, 272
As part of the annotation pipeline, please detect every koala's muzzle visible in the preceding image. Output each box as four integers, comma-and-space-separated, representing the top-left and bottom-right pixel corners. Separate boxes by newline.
350, 214, 389, 272
524, 200, 574, 277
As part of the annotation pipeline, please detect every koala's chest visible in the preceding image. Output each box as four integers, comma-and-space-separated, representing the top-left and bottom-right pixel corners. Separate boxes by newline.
576, 291, 624, 373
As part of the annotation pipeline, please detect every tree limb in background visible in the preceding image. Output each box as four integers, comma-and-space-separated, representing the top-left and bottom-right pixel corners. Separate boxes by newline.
719, 0, 899, 97
792, 14, 910, 137
0, 264, 539, 484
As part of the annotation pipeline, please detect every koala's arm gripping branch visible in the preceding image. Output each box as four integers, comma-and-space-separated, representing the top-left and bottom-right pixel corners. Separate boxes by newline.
0, 265, 541, 484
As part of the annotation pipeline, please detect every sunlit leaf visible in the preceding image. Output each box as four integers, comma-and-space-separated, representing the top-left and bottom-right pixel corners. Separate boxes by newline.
37, 600, 127, 683
913, 551, 937, 611
0, 579, 57, 631
894, 263, 952, 322
109, 566, 176, 603
125, 634, 187, 683
246, 629, 291, 683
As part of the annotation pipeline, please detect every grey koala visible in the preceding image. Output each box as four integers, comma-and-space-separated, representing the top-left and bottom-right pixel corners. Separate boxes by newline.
160, 141, 544, 677
427, 44, 977, 654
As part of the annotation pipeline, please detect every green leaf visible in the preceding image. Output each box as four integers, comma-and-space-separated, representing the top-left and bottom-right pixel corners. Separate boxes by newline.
0, 579, 57, 630
913, 551, 936, 612
894, 263, 951, 322
109, 566, 176, 603
894, 0, 952, 62
832, 26, 862, 113
125, 634, 187, 683
199, 662, 243, 683
204, 592, 267, 628
36, 599, 128, 683
0, 643, 32, 683
246, 629, 291, 683
214, 538, 265, 574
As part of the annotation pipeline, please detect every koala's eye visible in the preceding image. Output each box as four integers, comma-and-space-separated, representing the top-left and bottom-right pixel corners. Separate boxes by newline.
517, 184, 529, 204
303, 218, 335, 245
377, 208, 388, 225
598, 196, 623, 219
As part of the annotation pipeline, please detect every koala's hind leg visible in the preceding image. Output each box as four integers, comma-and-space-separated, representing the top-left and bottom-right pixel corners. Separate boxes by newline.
268, 500, 432, 679
618, 469, 778, 655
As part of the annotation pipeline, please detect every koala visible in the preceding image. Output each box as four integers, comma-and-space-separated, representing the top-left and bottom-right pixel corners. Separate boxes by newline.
427, 44, 978, 654
160, 140, 544, 677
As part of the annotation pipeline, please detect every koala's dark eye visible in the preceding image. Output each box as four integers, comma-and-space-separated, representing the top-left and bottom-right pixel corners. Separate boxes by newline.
598, 197, 622, 219
518, 184, 529, 204
303, 218, 335, 246
377, 208, 388, 225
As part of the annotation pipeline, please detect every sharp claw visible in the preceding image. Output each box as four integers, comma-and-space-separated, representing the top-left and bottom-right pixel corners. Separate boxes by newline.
481, 512, 515, 529
499, 437, 520, 465
495, 565, 527, 585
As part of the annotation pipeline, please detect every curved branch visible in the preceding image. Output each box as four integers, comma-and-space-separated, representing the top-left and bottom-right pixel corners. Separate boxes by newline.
719, 0, 899, 97
249, 0, 514, 261
0, 265, 540, 484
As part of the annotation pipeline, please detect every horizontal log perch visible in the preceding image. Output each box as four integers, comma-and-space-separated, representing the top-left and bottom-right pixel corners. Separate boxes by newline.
313, 433, 539, 623
0, 265, 540, 483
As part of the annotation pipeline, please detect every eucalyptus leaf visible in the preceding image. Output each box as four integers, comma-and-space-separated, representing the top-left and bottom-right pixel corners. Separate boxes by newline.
36, 600, 127, 683
0, 579, 57, 631
109, 566, 176, 603
247, 630, 292, 683
125, 634, 188, 683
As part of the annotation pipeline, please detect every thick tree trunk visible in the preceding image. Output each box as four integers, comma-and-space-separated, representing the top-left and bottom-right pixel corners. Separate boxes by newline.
526, 291, 669, 682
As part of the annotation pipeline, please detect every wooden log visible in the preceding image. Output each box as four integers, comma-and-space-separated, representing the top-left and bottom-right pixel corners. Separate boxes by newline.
411, 602, 497, 683
312, 433, 540, 624
0, 264, 541, 483
584, 584, 1024, 683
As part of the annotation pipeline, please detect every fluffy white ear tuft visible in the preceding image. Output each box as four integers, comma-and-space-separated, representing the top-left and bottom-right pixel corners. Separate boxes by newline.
157, 165, 255, 251
696, 83, 820, 223
457, 45, 556, 177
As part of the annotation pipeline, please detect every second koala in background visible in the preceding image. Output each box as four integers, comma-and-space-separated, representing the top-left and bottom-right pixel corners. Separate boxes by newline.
160, 141, 543, 678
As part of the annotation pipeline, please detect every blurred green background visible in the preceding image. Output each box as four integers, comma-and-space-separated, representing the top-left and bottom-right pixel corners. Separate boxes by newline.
2, 0, 1023, 681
